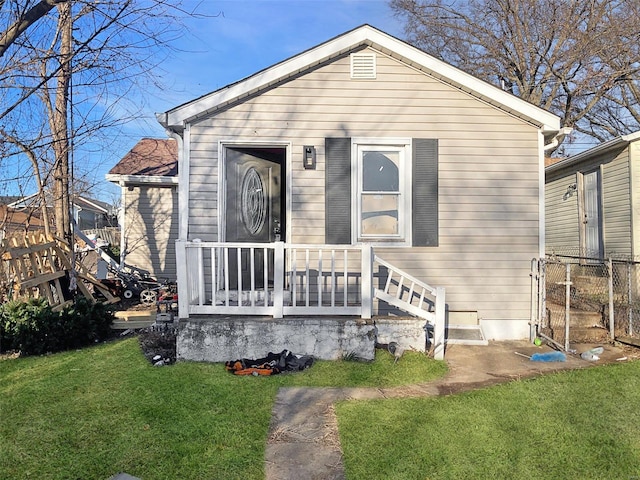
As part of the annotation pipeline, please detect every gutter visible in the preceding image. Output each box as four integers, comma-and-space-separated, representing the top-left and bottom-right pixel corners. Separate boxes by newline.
544, 126, 573, 152
546, 130, 640, 174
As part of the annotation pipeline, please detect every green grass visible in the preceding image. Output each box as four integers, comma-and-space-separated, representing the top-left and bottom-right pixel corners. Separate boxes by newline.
337, 361, 640, 480
0, 338, 445, 480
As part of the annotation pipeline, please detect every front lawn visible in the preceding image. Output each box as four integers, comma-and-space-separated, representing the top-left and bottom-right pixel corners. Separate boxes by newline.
0, 337, 445, 480
337, 359, 640, 480
5, 336, 640, 480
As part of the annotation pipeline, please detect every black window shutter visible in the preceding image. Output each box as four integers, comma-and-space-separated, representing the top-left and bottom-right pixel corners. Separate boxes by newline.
412, 139, 438, 246
325, 137, 352, 244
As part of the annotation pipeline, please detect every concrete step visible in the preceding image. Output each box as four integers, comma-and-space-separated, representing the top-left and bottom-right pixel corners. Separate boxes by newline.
546, 303, 604, 328
568, 310, 603, 328
112, 310, 156, 330
569, 327, 610, 343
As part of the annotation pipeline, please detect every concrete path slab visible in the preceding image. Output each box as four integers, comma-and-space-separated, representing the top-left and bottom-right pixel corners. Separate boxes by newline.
265, 340, 634, 480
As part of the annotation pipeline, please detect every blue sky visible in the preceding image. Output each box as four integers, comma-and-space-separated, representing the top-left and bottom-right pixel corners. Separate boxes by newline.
91, 0, 402, 200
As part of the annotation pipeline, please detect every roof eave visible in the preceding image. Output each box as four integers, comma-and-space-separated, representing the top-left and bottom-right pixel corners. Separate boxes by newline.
106, 174, 178, 186
161, 25, 560, 132
546, 131, 640, 174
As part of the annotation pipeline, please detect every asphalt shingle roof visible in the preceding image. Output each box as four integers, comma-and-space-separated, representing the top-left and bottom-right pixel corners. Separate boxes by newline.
109, 138, 177, 177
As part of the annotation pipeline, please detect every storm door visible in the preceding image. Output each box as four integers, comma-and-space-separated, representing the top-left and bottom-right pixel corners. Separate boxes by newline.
581, 169, 603, 259
224, 147, 285, 288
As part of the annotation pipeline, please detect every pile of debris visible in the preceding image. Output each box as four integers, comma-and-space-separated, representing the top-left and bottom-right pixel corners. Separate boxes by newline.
0, 232, 119, 309
138, 325, 176, 366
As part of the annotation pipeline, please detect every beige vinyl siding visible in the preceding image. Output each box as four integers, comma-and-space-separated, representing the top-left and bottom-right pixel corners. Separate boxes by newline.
545, 174, 580, 255
602, 149, 632, 257
186, 47, 542, 321
124, 185, 178, 280
632, 143, 640, 258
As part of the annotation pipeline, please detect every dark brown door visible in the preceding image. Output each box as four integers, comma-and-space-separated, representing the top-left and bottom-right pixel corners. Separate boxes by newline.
225, 148, 283, 288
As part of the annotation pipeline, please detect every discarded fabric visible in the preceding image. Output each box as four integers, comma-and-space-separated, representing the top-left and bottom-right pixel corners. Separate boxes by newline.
225, 349, 314, 376
517, 351, 566, 362
530, 351, 566, 362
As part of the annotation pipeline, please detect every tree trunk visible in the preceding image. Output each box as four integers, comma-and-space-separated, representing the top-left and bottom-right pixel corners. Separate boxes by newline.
51, 0, 72, 241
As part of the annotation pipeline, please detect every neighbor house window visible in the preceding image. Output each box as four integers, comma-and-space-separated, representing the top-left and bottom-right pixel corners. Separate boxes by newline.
355, 141, 411, 244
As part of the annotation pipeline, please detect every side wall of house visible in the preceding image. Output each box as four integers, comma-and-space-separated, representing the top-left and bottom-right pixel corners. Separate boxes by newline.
123, 184, 178, 280
546, 146, 634, 259
602, 148, 632, 258
186, 47, 543, 336
545, 171, 580, 256
631, 142, 640, 259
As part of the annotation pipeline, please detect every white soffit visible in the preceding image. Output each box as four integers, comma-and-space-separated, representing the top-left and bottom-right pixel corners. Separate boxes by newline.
105, 174, 178, 186
160, 25, 560, 133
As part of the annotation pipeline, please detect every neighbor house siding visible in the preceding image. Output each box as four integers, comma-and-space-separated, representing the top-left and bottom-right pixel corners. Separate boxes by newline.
602, 149, 632, 257
186, 47, 542, 323
632, 143, 640, 258
545, 173, 580, 255
123, 185, 178, 280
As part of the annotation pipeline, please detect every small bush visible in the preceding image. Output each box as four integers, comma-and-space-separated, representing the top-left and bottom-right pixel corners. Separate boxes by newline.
0, 297, 115, 356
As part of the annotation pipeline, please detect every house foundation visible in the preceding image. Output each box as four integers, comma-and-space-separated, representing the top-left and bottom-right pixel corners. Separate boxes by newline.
176, 316, 431, 362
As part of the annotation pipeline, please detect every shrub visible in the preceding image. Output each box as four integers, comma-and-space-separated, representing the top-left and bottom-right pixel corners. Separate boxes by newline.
0, 297, 115, 356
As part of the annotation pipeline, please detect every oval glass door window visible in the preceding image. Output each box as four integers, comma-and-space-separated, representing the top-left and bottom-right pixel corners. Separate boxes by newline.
241, 167, 266, 235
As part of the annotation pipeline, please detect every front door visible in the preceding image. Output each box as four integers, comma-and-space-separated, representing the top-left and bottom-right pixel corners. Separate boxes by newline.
225, 147, 284, 288
581, 169, 603, 259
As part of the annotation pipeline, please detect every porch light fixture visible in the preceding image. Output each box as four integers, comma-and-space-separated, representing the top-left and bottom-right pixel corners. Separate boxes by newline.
563, 182, 577, 200
303, 145, 316, 170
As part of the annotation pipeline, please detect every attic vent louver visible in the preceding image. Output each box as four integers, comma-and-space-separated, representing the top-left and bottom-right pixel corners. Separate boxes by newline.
350, 53, 376, 79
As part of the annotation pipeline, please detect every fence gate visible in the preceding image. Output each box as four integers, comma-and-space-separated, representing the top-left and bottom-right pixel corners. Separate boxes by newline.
532, 256, 640, 350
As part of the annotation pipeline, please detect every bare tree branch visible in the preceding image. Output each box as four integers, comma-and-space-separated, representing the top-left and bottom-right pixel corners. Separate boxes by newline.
390, 0, 640, 150
0, 0, 68, 58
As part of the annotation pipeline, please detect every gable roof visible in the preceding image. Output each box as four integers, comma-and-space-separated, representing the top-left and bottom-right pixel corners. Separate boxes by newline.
158, 24, 560, 138
106, 138, 178, 185
546, 131, 640, 174
8, 193, 110, 213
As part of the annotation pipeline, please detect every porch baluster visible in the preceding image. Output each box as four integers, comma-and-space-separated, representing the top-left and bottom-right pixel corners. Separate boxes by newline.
224, 247, 230, 306
273, 242, 284, 317
197, 246, 204, 306
330, 249, 336, 307
263, 246, 268, 306
211, 247, 218, 307
318, 249, 323, 307
343, 250, 348, 307
249, 247, 255, 307
305, 248, 310, 306
291, 248, 298, 307
236, 248, 242, 304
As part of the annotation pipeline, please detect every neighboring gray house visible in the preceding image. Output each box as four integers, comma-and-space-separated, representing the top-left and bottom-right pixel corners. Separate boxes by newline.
5, 194, 115, 233
106, 138, 179, 281
546, 131, 640, 260
156, 25, 561, 358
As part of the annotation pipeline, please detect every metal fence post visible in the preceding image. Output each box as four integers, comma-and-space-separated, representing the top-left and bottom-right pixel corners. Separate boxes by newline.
564, 263, 571, 351
530, 258, 539, 342
540, 259, 547, 330
608, 258, 615, 341
628, 263, 633, 337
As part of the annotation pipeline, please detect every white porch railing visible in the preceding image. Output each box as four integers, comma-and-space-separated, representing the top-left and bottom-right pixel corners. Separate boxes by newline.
175, 240, 445, 359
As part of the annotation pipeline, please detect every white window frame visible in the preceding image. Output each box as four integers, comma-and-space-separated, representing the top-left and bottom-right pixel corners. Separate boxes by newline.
352, 138, 412, 246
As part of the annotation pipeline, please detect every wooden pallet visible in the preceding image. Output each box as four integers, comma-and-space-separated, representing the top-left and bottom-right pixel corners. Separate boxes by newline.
0, 232, 119, 311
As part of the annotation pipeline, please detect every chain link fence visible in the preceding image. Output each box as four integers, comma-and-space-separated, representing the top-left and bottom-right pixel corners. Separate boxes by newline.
532, 255, 640, 350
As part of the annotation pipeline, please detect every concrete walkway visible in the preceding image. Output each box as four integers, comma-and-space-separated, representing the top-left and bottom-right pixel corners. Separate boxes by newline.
264, 340, 632, 480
